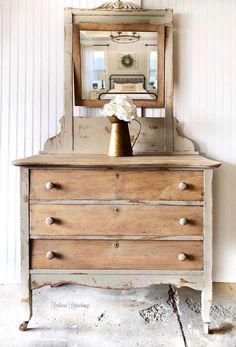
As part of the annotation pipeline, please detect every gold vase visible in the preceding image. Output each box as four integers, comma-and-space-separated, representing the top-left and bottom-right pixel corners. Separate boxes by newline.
108, 116, 133, 157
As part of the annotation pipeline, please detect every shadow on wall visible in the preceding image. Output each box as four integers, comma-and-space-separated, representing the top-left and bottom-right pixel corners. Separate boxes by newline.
213, 163, 236, 281
173, 13, 191, 87
173, 13, 181, 87
174, 120, 236, 282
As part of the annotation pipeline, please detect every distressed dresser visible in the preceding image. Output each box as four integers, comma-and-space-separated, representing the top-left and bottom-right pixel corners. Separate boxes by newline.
14, 3, 222, 334
13, 154, 220, 333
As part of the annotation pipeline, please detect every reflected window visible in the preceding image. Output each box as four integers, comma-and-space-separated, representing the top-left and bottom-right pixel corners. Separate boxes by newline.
93, 50, 106, 89
149, 50, 157, 89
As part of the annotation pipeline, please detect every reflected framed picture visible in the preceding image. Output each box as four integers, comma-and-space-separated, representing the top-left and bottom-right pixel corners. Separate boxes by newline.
92, 82, 98, 89
118, 53, 138, 70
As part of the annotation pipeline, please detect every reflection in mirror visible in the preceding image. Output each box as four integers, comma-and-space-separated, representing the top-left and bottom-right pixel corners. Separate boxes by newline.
80, 30, 158, 101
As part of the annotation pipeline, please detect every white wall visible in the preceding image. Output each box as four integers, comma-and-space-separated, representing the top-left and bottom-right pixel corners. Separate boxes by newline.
107, 41, 148, 77
0, 0, 235, 283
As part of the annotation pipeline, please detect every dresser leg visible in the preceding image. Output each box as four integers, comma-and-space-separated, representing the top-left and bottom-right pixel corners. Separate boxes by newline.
19, 287, 32, 331
203, 322, 210, 335
201, 288, 212, 335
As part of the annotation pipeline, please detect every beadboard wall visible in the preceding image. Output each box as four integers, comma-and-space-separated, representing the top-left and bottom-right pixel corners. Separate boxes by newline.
0, 0, 235, 283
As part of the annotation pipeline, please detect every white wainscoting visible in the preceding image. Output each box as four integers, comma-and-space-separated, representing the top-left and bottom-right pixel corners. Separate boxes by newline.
0, 0, 235, 283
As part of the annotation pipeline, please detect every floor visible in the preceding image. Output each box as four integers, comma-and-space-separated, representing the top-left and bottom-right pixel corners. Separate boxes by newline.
0, 283, 235, 347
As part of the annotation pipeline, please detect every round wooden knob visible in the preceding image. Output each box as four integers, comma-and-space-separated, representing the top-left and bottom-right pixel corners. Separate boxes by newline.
179, 182, 188, 190
46, 251, 54, 260
45, 182, 54, 190
45, 217, 54, 225
179, 217, 188, 226
178, 253, 187, 261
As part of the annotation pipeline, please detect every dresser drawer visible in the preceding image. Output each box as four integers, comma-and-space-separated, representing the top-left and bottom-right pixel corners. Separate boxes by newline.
30, 204, 203, 236
30, 169, 203, 201
31, 240, 203, 270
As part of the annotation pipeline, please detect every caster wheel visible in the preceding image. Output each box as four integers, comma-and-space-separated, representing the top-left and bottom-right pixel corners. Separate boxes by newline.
19, 321, 28, 331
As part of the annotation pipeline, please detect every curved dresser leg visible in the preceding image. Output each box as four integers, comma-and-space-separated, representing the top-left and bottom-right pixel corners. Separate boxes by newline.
19, 286, 32, 331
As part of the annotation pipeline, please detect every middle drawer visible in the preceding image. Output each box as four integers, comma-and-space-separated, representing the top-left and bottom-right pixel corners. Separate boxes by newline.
30, 204, 203, 237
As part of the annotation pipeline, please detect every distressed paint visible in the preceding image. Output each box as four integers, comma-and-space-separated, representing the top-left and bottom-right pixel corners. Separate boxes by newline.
201, 169, 213, 334
64, 8, 74, 152
30, 273, 203, 291
19, 167, 32, 330
43, 116, 196, 154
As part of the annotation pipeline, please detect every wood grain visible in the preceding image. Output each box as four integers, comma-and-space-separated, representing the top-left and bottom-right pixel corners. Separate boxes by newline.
30, 204, 203, 236
31, 240, 203, 270
30, 169, 204, 201
13, 154, 221, 168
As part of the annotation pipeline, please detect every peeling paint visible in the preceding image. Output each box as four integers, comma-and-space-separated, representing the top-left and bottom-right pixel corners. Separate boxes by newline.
21, 297, 29, 304
139, 304, 168, 323
185, 297, 234, 319
211, 304, 234, 320
179, 278, 190, 284
121, 282, 134, 289
31, 280, 78, 290
185, 298, 201, 314
23, 194, 28, 203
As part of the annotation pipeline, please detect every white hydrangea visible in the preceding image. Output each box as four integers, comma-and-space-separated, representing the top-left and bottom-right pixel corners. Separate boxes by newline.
101, 95, 137, 122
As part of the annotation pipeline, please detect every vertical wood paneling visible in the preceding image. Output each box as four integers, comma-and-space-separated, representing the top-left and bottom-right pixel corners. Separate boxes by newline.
0, 0, 235, 283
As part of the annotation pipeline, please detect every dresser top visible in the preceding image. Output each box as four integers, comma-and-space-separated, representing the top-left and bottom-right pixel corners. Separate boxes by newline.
13, 154, 221, 168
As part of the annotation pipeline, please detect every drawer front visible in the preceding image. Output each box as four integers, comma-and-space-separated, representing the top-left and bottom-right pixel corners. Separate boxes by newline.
30, 169, 204, 201
31, 240, 203, 270
30, 205, 203, 236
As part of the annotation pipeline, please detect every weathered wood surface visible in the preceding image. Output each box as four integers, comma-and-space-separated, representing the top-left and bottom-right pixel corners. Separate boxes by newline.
64, 8, 74, 152
13, 153, 221, 168
30, 272, 203, 291
31, 239, 203, 270
44, 117, 166, 154
29, 169, 203, 201
42, 116, 197, 155
71, 9, 173, 26
30, 204, 203, 236
164, 24, 174, 151
20, 168, 32, 326
202, 169, 213, 334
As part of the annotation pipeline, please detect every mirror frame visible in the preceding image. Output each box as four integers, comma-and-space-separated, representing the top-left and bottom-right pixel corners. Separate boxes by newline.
73, 22, 165, 108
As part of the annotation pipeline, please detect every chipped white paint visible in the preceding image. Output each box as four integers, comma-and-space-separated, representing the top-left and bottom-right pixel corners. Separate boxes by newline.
19, 168, 32, 328
202, 169, 213, 334
30, 272, 204, 291
44, 116, 196, 154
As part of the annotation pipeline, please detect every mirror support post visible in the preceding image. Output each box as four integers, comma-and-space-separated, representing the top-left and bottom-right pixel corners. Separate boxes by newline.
64, 8, 74, 152
164, 14, 174, 152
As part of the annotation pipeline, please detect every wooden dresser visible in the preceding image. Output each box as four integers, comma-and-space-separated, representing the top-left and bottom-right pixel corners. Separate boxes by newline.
13, 154, 220, 333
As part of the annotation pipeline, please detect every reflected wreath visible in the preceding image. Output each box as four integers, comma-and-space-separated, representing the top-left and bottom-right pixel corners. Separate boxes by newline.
121, 54, 134, 68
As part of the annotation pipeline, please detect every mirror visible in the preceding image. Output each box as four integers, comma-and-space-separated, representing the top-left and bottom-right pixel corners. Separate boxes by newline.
73, 23, 165, 108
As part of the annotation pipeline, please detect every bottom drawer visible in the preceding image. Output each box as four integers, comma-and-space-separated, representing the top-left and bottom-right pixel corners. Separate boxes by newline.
31, 240, 203, 270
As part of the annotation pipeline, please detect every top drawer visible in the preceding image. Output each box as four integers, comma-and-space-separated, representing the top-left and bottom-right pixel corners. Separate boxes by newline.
30, 169, 203, 201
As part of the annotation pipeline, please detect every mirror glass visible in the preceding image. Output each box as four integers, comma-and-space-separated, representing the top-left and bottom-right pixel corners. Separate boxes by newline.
80, 30, 158, 101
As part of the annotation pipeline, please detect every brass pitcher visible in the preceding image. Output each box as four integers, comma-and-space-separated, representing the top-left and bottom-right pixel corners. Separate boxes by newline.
108, 116, 141, 157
